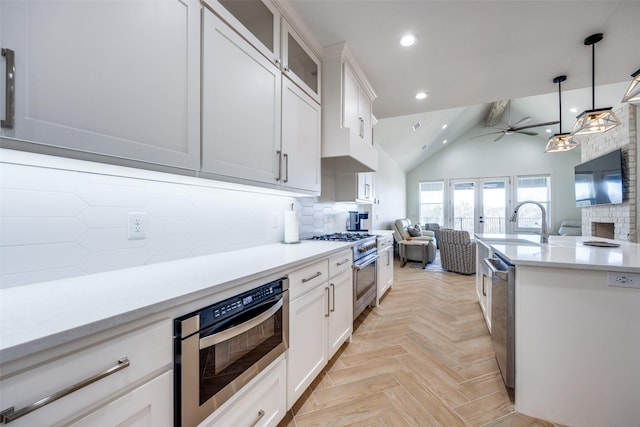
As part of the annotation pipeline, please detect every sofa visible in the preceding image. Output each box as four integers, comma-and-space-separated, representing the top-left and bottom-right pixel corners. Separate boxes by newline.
392, 219, 436, 266
558, 219, 582, 236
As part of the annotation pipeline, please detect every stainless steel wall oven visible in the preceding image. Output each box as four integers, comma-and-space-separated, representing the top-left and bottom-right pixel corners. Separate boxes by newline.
173, 277, 289, 427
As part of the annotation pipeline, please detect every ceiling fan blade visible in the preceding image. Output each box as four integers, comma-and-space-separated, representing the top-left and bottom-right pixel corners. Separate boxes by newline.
512, 116, 532, 127
515, 130, 538, 136
471, 131, 502, 139
494, 133, 506, 142
512, 120, 560, 131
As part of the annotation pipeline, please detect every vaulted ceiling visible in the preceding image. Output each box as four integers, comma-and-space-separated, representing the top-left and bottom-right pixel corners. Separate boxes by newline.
285, 0, 640, 170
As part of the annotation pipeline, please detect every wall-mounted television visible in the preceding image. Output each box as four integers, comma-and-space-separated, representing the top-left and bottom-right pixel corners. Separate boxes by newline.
574, 148, 624, 207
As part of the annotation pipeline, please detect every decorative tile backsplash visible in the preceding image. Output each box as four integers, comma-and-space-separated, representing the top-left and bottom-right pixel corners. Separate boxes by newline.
0, 150, 362, 288
580, 104, 638, 241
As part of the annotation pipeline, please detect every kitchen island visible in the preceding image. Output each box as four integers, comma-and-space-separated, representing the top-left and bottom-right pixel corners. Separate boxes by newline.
475, 234, 640, 427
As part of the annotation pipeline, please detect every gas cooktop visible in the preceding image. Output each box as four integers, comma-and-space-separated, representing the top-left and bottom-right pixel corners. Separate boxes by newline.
308, 232, 374, 242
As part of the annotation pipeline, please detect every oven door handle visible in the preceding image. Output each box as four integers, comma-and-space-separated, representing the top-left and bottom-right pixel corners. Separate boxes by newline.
353, 254, 378, 271
199, 299, 283, 350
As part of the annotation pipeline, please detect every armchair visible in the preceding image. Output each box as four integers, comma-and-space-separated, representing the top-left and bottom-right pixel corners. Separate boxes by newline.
392, 219, 436, 267
439, 229, 476, 275
423, 223, 441, 248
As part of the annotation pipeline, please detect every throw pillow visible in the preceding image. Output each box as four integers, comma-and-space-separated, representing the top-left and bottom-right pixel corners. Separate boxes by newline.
407, 225, 422, 237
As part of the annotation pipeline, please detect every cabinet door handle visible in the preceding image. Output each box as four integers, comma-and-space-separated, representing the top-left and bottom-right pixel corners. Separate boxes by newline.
1, 48, 15, 129
0, 357, 130, 424
283, 153, 289, 183
276, 150, 282, 181
359, 117, 364, 138
482, 274, 487, 296
336, 258, 350, 266
330, 283, 335, 312
386, 251, 390, 267
301, 271, 322, 283
325, 286, 330, 317
283, 66, 290, 72
251, 409, 266, 427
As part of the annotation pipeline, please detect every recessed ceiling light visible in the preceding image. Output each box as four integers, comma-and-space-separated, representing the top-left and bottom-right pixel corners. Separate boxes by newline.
413, 121, 421, 131
400, 33, 418, 47
546, 129, 552, 133
421, 144, 427, 150
442, 124, 448, 130
570, 107, 578, 113
442, 139, 448, 144
415, 91, 428, 100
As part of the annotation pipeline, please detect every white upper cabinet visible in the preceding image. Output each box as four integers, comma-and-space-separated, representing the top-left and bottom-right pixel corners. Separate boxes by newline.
281, 78, 321, 193
281, 20, 321, 104
204, 0, 281, 66
0, 0, 201, 170
201, 8, 281, 186
343, 63, 372, 147
322, 43, 378, 173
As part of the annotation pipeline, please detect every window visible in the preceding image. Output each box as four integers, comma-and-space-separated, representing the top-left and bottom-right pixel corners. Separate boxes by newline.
515, 176, 550, 230
419, 181, 444, 225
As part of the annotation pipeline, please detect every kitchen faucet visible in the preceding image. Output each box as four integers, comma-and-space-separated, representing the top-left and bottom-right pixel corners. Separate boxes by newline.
510, 201, 548, 243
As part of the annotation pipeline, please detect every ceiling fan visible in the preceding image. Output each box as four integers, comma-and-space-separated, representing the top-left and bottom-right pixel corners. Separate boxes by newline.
478, 100, 559, 142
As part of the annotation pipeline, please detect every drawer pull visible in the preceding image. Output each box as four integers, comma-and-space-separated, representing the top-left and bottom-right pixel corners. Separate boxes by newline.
0, 357, 130, 424
1, 48, 15, 129
301, 271, 322, 283
336, 258, 350, 266
252, 409, 266, 427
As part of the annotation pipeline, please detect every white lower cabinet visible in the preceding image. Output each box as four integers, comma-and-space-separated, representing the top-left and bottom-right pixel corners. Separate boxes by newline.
199, 357, 286, 427
287, 282, 328, 409
69, 370, 172, 427
287, 251, 352, 409
377, 246, 394, 303
327, 269, 353, 358
0, 320, 172, 427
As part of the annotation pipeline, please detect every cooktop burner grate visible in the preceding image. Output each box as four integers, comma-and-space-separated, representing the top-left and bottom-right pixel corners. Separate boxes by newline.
308, 232, 374, 242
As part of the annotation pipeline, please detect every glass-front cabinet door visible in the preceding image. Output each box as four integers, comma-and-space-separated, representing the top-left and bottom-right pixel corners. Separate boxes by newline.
208, 0, 281, 65
281, 19, 321, 103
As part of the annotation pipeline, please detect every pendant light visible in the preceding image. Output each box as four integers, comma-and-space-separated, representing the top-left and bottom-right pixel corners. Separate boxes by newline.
545, 75, 578, 152
621, 69, 640, 104
571, 33, 620, 136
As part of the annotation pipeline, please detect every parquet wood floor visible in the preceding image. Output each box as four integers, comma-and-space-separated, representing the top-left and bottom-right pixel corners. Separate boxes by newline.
279, 258, 559, 427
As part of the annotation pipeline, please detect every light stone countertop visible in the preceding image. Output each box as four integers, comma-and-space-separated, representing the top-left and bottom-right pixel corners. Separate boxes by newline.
475, 234, 640, 272
0, 241, 353, 364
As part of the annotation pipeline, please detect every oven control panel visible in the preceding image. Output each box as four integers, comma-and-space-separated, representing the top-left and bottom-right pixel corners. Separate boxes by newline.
194, 279, 286, 330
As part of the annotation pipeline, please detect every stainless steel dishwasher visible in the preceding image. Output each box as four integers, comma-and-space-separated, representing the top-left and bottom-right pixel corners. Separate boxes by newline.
483, 253, 515, 389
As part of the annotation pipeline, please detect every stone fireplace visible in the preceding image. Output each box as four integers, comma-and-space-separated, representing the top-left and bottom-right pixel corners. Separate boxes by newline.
580, 104, 638, 242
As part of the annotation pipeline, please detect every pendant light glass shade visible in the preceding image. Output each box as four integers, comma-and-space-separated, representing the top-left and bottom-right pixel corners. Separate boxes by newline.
545, 133, 579, 152
621, 69, 640, 104
545, 75, 579, 152
572, 107, 620, 135
571, 33, 620, 136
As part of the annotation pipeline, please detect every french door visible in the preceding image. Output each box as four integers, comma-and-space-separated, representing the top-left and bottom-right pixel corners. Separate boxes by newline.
450, 178, 509, 235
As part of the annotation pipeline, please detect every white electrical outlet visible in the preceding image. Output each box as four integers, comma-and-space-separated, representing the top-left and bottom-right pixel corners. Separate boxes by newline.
128, 212, 147, 240
607, 272, 640, 289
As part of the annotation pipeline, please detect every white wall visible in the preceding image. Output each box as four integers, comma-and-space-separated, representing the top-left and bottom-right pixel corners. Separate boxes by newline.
371, 145, 406, 230
406, 125, 582, 233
